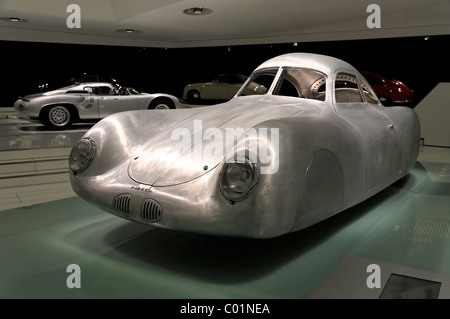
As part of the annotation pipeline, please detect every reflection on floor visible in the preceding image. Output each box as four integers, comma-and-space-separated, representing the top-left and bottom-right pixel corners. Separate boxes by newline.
0, 116, 89, 151
0, 146, 449, 299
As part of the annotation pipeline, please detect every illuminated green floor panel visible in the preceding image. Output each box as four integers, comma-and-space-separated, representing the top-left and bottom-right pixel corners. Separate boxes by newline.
0, 161, 449, 298
351, 193, 450, 275
352, 161, 450, 274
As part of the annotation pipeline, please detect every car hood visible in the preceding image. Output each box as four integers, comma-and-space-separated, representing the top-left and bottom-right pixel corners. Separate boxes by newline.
128, 96, 301, 186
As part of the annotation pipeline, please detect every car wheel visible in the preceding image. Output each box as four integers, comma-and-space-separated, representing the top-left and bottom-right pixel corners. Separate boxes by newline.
187, 90, 200, 104
149, 98, 175, 110
45, 105, 73, 130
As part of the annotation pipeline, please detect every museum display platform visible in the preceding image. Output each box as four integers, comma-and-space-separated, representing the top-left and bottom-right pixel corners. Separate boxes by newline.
1, 145, 449, 299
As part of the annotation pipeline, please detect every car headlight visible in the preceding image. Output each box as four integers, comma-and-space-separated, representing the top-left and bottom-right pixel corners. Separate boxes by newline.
218, 158, 259, 202
69, 137, 96, 174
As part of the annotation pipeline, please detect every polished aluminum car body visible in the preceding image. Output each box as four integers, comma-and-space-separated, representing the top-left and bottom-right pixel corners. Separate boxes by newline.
14, 82, 189, 129
70, 53, 420, 238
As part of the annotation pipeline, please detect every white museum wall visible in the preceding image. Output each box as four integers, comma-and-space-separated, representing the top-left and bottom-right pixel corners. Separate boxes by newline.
414, 83, 450, 147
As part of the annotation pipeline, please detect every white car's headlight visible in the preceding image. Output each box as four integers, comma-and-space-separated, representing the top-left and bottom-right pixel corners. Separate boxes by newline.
69, 137, 96, 174
219, 158, 259, 202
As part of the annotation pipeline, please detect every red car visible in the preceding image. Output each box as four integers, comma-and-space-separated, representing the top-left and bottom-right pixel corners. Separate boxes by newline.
360, 71, 414, 106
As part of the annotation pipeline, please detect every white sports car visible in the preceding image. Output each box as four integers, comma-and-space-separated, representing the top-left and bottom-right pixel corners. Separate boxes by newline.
13, 82, 189, 129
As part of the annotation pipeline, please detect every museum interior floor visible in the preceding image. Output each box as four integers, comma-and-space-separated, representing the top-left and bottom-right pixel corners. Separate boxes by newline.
1, 132, 449, 298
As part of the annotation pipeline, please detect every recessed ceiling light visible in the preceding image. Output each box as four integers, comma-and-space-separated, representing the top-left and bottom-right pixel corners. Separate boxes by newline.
116, 29, 141, 33
183, 7, 213, 15
0, 17, 28, 23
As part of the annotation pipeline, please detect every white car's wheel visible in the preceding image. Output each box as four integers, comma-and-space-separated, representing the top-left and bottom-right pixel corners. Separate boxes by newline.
154, 103, 170, 110
149, 98, 175, 110
45, 105, 73, 129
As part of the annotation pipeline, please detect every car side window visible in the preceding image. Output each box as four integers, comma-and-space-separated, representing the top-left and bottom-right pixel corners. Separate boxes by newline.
359, 76, 380, 104
273, 68, 326, 101
82, 86, 95, 94
95, 86, 115, 95
213, 75, 229, 83
335, 73, 363, 103
238, 69, 276, 96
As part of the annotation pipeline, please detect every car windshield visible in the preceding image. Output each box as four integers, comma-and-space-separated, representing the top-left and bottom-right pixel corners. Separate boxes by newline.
238, 67, 327, 101
127, 88, 140, 95
117, 87, 140, 95
273, 67, 326, 101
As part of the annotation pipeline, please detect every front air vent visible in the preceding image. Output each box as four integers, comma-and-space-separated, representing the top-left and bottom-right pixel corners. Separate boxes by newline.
141, 198, 162, 223
113, 194, 131, 216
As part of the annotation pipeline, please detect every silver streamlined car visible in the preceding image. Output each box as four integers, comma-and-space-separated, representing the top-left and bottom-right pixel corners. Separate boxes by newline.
69, 53, 420, 238
14, 82, 189, 129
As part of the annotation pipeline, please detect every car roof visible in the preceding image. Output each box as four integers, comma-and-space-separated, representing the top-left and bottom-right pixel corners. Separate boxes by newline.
255, 53, 357, 76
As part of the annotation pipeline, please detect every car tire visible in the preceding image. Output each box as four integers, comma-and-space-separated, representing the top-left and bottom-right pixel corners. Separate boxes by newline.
187, 90, 200, 104
149, 98, 175, 110
43, 105, 73, 130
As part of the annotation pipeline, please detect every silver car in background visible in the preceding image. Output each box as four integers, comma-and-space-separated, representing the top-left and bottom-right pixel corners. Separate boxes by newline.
14, 82, 189, 129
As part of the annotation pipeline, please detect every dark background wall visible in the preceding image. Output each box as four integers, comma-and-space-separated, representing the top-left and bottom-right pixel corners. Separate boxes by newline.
1, 34, 448, 107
